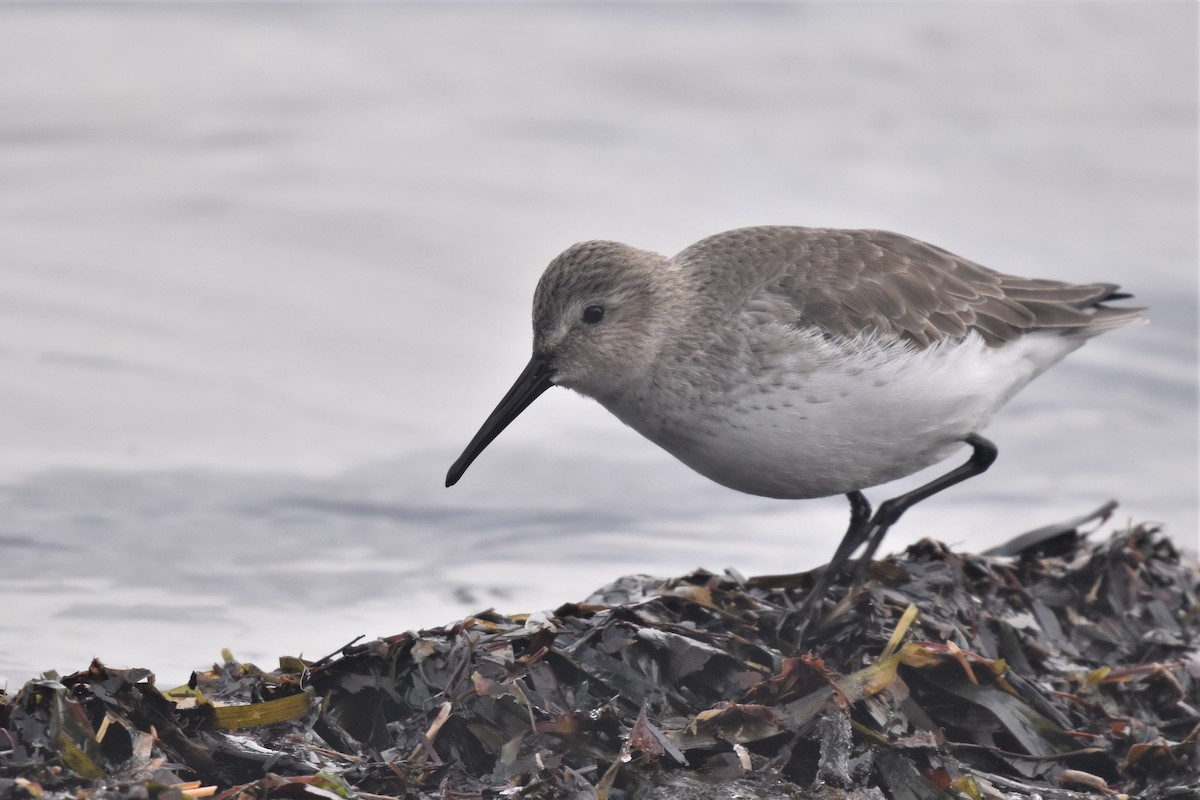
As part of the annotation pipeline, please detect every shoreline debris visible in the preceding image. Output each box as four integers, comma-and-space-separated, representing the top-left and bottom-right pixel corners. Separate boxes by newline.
2, 524, 1196, 799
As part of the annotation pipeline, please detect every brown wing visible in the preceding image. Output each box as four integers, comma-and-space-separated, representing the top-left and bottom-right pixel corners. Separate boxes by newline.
677, 226, 1143, 348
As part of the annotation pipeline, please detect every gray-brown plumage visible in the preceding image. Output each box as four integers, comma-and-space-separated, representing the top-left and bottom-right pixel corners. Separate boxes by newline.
673, 227, 1142, 348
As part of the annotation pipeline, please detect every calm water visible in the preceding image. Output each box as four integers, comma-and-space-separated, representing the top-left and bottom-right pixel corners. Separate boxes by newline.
1, 4, 1196, 688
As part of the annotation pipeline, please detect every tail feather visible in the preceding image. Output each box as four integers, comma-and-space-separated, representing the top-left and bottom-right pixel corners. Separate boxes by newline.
1076, 282, 1146, 336
998, 274, 1146, 337
1074, 304, 1147, 336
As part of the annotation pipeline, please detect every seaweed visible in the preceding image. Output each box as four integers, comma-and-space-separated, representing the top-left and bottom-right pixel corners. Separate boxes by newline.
2, 523, 1196, 799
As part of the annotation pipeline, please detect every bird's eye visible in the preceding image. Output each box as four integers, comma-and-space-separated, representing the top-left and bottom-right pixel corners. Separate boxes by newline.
582, 305, 605, 324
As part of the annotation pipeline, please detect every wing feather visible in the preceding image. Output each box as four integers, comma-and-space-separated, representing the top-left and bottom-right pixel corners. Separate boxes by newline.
675, 227, 1144, 348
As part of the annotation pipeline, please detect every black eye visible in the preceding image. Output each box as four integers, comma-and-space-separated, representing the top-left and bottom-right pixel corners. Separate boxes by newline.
582, 305, 605, 324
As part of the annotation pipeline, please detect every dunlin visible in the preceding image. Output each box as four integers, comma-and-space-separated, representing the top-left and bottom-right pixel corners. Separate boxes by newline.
446, 227, 1143, 616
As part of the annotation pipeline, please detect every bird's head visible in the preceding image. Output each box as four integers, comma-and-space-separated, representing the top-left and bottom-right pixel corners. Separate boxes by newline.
531, 240, 674, 401
445, 239, 675, 486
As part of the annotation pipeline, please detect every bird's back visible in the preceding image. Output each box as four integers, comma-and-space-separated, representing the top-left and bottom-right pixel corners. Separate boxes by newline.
673, 226, 1145, 348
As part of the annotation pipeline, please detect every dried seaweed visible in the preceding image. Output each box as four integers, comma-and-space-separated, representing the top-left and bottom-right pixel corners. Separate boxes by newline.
2, 524, 1197, 799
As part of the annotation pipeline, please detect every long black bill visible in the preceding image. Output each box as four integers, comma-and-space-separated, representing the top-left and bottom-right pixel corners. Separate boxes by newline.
445, 353, 555, 487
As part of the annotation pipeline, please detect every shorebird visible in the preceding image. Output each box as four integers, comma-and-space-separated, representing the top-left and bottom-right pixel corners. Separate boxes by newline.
445, 227, 1142, 619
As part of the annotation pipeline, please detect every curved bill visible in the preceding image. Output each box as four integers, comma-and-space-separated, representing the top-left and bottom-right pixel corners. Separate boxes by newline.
445, 353, 554, 487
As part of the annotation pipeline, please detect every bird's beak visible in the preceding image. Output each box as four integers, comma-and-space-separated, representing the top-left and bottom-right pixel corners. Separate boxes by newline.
445, 353, 555, 487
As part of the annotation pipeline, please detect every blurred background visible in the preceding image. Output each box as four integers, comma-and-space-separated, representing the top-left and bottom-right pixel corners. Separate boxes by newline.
1, 3, 1195, 688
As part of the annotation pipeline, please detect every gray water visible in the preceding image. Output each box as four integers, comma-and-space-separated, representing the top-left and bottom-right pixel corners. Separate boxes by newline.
1, 3, 1196, 689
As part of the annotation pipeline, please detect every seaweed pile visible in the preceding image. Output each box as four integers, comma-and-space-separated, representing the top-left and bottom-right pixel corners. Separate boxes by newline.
2, 523, 1197, 799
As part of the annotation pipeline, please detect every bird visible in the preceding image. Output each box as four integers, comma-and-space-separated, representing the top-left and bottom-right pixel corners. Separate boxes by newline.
445, 226, 1143, 622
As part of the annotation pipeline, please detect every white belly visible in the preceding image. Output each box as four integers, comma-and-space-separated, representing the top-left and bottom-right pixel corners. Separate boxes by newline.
605, 331, 1083, 500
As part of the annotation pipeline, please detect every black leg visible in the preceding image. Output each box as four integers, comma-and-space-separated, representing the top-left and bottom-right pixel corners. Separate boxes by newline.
839, 490, 874, 569
792, 490, 872, 625
786, 434, 997, 641
849, 433, 998, 583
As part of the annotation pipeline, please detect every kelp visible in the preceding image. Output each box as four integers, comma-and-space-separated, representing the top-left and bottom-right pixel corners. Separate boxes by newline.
1, 523, 1196, 799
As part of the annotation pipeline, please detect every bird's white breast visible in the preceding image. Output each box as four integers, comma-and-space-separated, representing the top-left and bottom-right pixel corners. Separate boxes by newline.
603, 329, 1083, 500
